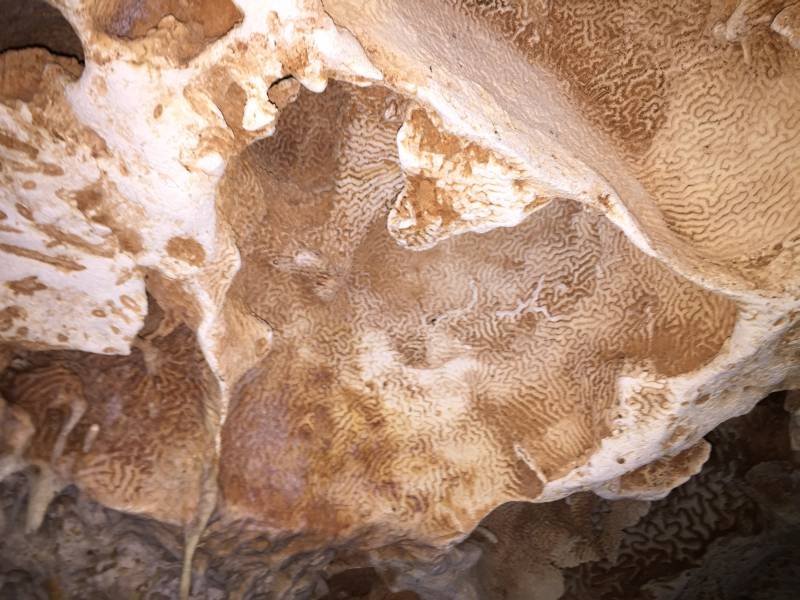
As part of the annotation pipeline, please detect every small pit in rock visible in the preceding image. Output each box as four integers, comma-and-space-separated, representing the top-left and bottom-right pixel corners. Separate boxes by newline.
0, 0, 84, 61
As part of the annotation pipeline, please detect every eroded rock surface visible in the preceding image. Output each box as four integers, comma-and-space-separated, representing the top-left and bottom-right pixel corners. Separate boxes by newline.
0, 0, 799, 598
1, 392, 797, 599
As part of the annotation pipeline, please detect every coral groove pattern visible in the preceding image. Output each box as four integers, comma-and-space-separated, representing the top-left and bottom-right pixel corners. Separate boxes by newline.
0, 0, 798, 598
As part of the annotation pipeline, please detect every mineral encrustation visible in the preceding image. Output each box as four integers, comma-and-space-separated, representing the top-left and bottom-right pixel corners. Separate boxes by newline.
0, 0, 799, 598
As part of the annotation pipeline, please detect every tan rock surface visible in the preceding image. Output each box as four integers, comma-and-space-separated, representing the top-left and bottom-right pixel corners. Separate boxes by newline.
0, 0, 798, 598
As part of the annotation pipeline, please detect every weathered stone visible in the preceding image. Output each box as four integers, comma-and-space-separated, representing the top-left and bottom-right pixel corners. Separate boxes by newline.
0, 1, 798, 598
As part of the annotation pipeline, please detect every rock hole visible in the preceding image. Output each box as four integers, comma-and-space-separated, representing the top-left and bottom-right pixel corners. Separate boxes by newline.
0, 0, 84, 62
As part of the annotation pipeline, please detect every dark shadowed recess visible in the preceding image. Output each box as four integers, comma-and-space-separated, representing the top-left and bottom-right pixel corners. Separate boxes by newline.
0, 0, 84, 61
561, 390, 800, 600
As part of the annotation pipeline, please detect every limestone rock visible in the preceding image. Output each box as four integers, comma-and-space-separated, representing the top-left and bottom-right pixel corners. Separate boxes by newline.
0, 0, 799, 598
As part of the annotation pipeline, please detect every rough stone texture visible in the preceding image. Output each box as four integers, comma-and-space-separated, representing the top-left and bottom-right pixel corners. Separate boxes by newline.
0, 0, 799, 598
562, 392, 800, 600
1, 392, 797, 599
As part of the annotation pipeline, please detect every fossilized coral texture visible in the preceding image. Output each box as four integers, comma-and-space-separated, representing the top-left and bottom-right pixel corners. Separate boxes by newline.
0, 0, 799, 598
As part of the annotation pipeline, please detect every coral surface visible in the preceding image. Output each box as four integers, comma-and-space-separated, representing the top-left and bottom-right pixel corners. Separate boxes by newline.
0, 0, 798, 598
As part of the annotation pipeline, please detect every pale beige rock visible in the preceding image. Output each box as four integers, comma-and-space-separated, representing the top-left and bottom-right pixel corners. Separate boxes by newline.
772, 3, 800, 48
0, 0, 799, 598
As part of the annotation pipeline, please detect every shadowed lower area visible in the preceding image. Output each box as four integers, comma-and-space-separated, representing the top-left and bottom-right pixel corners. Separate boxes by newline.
0, 392, 798, 598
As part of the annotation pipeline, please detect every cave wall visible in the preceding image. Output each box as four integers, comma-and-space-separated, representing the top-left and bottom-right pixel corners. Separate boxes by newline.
0, 0, 799, 598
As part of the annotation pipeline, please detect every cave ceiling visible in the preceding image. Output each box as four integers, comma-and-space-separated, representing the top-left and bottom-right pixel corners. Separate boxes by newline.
0, 0, 799, 598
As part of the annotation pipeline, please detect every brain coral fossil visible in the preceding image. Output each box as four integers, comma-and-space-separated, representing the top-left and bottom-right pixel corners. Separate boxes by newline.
0, 0, 799, 598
